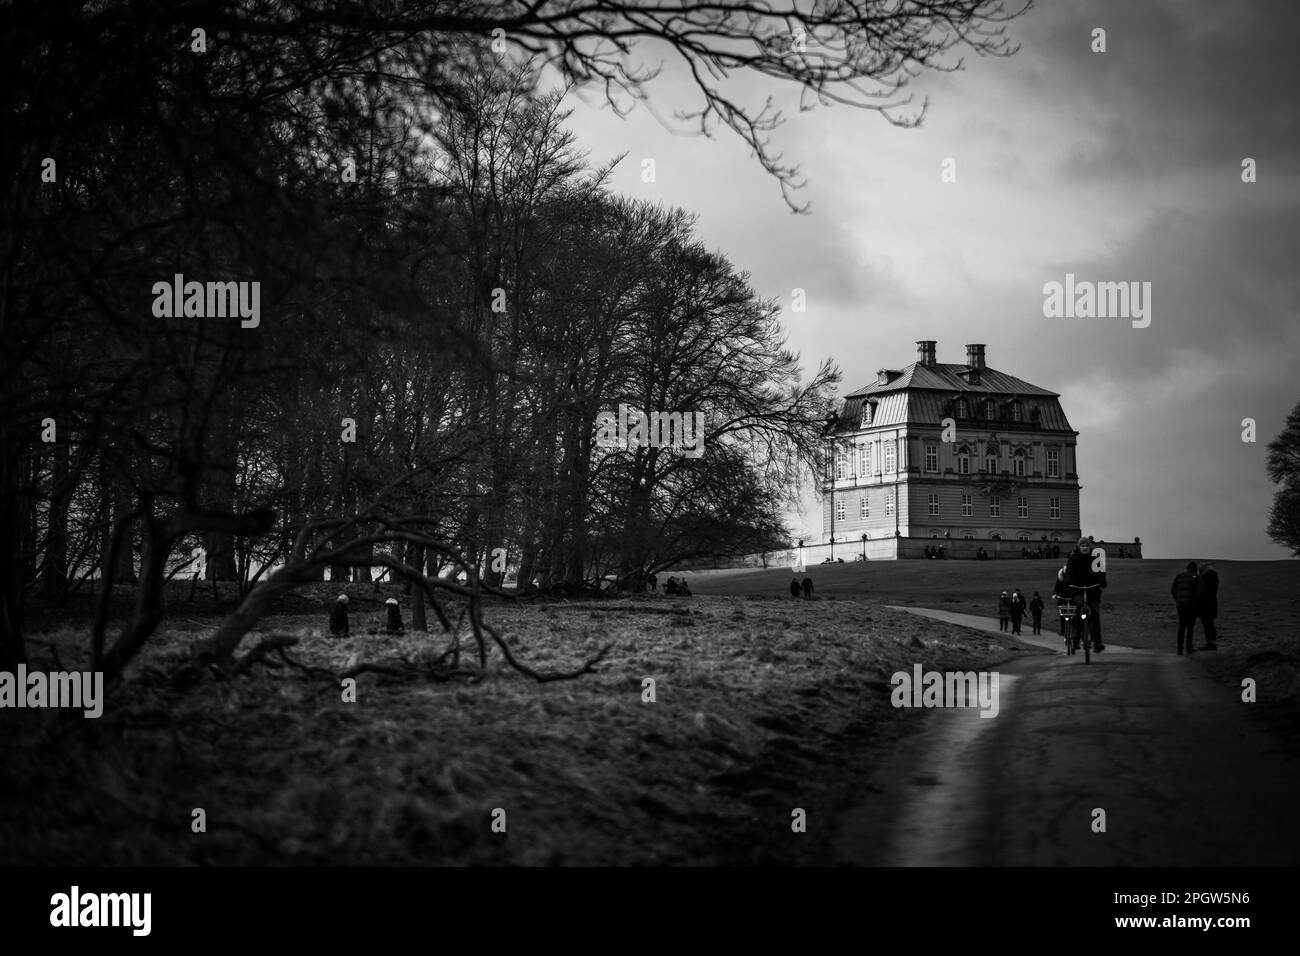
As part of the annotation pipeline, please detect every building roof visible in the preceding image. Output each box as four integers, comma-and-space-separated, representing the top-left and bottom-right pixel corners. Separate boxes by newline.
832, 361, 1074, 434
846, 362, 1058, 399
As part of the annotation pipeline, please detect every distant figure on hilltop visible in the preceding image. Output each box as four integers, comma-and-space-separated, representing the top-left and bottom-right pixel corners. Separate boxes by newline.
1197, 562, 1219, 650
789, 576, 801, 598
801, 577, 814, 598
1171, 561, 1199, 655
329, 594, 350, 637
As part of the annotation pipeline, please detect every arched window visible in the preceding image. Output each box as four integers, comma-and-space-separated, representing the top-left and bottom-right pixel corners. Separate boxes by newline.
1013, 448, 1026, 477
860, 401, 873, 427
985, 445, 998, 474
990, 532, 1002, 540
956, 446, 970, 474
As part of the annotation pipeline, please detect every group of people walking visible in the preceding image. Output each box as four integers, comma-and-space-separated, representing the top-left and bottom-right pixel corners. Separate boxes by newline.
789, 575, 814, 598
1171, 562, 1219, 654
996, 588, 1032, 634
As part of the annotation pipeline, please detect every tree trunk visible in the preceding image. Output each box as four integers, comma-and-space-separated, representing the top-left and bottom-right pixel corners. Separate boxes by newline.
0, 423, 27, 670
40, 437, 70, 597
409, 544, 427, 632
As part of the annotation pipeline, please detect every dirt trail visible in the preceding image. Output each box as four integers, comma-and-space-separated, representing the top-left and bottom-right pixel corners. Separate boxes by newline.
836, 607, 1300, 866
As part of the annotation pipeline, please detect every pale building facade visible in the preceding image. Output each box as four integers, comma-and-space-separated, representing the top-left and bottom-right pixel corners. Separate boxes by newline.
820, 341, 1084, 555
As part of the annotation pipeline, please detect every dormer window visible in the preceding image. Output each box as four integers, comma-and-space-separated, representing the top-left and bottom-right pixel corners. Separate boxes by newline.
983, 398, 996, 420
954, 397, 969, 418
1010, 400, 1023, 423
860, 401, 874, 427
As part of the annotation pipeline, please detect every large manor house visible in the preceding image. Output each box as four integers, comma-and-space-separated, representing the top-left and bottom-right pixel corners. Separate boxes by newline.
816, 341, 1121, 561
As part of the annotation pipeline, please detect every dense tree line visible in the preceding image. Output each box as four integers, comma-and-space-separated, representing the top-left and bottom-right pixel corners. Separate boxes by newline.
0, 0, 1024, 677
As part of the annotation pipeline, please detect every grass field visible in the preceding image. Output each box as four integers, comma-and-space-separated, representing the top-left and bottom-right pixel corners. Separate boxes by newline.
3, 558, 1295, 865
2, 586, 1038, 866
684, 558, 1298, 654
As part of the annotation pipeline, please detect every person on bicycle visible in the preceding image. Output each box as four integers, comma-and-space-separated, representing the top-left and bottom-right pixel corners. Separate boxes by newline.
1062, 535, 1106, 652
1052, 566, 1070, 636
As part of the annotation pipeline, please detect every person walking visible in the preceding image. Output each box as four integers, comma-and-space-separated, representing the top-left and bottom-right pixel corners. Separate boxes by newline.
329, 594, 350, 637
1009, 588, 1026, 635
789, 576, 801, 598
384, 597, 404, 634
801, 576, 814, 598
1171, 561, 1199, 655
997, 591, 1011, 632
1029, 591, 1045, 634
1197, 562, 1219, 650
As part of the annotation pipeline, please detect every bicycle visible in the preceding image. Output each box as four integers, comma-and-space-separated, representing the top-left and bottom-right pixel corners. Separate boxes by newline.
1058, 583, 1103, 663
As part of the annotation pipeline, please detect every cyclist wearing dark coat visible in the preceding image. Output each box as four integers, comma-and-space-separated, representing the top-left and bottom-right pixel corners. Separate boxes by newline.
1062, 537, 1107, 651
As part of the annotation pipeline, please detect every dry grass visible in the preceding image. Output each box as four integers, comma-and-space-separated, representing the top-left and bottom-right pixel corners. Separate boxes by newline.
0, 592, 1036, 865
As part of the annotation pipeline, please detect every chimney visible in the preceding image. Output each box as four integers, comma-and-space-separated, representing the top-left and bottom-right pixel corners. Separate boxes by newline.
965, 343, 986, 370
916, 340, 937, 367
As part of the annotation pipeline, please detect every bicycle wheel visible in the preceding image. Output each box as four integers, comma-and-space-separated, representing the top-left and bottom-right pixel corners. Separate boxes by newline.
1081, 614, 1091, 664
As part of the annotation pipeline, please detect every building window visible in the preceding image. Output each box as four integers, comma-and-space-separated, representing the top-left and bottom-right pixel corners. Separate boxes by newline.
836, 500, 845, 522
1047, 449, 1060, 478
983, 398, 996, 420
860, 495, 869, 518
930, 530, 942, 538
884, 441, 896, 474
954, 398, 969, 418
1051, 533, 1061, 542
985, 453, 997, 474
860, 402, 873, 427
1050, 497, 1061, 519
928, 493, 939, 516
834, 446, 848, 479
990, 532, 1002, 540
961, 493, 972, 517
860, 444, 871, 476
1011, 401, 1023, 423
885, 494, 895, 517
962, 532, 974, 541
1013, 449, 1026, 477
957, 446, 970, 474
989, 496, 1001, 518
1018, 532, 1031, 541
1018, 496, 1028, 519
924, 443, 938, 473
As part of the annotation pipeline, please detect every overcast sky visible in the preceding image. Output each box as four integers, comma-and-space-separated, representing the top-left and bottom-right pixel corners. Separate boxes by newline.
551, 0, 1298, 561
